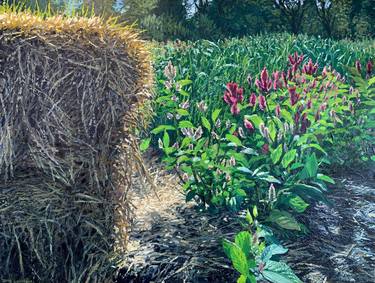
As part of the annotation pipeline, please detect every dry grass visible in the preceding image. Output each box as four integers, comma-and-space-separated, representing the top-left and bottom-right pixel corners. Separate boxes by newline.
0, 9, 152, 283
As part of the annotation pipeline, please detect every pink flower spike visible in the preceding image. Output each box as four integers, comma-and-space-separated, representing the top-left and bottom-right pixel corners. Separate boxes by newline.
256, 67, 273, 93
249, 93, 257, 107
244, 119, 254, 132
230, 103, 240, 115
258, 95, 267, 111
275, 104, 281, 117
355, 60, 362, 73
366, 60, 373, 75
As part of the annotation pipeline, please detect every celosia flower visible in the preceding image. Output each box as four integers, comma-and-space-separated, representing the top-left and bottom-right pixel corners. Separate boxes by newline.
262, 144, 269, 154
281, 71, 288, 87
247, 75, 253, 87
238, 127, 245, 138
275, 104, 281, 117
288, 86, 300, 106
158, 138, 163, 149
182, 173, 189, 182
294, 112, 300, 125
229, 156, 236, 166
249, 93, 257, 107
164, 61, 177, 81
180, 101, 190, 109
224, 82, 244, 105
273, 71, 282, 90
255, 67, 272, 93
258, 95, 267, 111
244, 119, 254, 132
197, 101, 208, 112
366, 60, 373, 75
215, 118, 222, 128
226, 120, 232, 129
355, 60, 362, 73
268, 184, 276, 201
307, 99, 312, 109
171, 95, 178, 102
231, 103, 240, 115
322, 66, 328, 78
315, 110, 321, 121
302, 59, 318, 75
167, 113, 173, 120
193, 126, 203, 140
172, 142, 179, 149
288, 52, 304, 67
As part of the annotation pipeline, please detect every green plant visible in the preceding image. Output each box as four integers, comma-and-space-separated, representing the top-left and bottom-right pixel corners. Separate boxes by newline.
223, 207, 302, 283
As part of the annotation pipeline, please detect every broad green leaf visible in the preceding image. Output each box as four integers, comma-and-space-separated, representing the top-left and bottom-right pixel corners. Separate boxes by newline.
235, 231, 252, 257
230, 245, 249, 276
269, 121, 277, 141
253, 206, 258, 218
179, 120, 195, 129
212, 109, 221, 122
291, 184, 329, 205
223, 240, 233, 259
266, 210, 301, 231
271, 144, 283, 164
151, 125, 175, 135
163, 131, 170, 148
306, 153, 318, 177
281, 110, 293, 123
237, 275, 247, 283
226, 134, 242, 146
176, 109, 190, 116
262, 260, 302, 283
245, 114, 264, 128
140, 138, 151, 152
178, 79, 193, 87
261, 244, 288, 262
201, 117, 211, 131
317, 174, 335, 184
246, 209, 253, 225
282, 150, 297, 168
288, 196, 309, 213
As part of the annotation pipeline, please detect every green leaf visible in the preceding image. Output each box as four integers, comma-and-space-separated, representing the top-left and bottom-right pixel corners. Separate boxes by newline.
281, 110, 293, 123
140, 138, 151, 152
223, 240, 234, 259
237, 275, 247, 283
317, 174, 335, 184
176, 109, 190, 116
306, 153, 318, 177
235, 231, 252, 258
201, 117, 211, 131
151, 125, 175, 135
271, 144, 283, 164
288, 196, 309, 213
262, 260, 302, 283
212, 109, 221, 122
179, 120, 195, 129
163, 131, 170, 148
261, 244, 288, 262
282, 150, 297, 168
246, 209, 253, 225
291, 184, 329, 205
253, 206, 258, 218
226, 134, 242, 146
230, 245, 249, 276
245, 114, 264, 128
178, 79, 193, 87
266, 210, 301, 231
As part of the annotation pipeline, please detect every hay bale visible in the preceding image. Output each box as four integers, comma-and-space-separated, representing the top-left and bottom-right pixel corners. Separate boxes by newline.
0, 11, 152, 282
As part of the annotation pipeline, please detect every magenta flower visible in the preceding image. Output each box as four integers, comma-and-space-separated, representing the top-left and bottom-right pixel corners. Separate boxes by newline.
355, 60, 362, 73
273, 71, 282, 90
300, 114, 311, 134
315, 110, 321, 121
255, 67, 272, 93
244, 119, 254, 132
230, 103, 240, 115
258, 95, 267, 111
366, 60, 373, 75
307, 99, 312, 109
224, 82, 244, 105
322, 66, 328, 78
262, 144, 269, 154
249, 93, 257, 107
275, 104, 281, 117
281, 71, 288, 87
288, 86, 300, 106
294, 112, 300, 125
302, 59, 318, 75
288, 52, 304, 67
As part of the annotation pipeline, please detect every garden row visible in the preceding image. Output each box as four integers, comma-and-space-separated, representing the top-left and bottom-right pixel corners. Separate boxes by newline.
143, 36, 375, 283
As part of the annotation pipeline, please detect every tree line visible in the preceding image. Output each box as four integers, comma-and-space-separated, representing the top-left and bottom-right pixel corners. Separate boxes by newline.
3, 0, 374, 40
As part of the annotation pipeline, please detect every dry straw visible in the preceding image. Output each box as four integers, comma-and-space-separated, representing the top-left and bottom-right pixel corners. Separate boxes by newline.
0, 7, 153, 283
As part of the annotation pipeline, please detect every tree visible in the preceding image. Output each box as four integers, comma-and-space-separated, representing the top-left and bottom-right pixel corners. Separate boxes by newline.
274, 0, 309, 34
314, 0, 335, 37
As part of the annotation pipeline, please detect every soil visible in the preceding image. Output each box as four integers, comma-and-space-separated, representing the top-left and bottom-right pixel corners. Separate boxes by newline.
118, 160, 375, 283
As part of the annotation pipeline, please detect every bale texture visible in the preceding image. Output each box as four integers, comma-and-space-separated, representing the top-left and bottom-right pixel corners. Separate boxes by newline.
0, 11, 152, 282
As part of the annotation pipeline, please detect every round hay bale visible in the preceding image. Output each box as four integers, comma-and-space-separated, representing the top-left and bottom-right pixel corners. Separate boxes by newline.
0, 11, 153, 282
